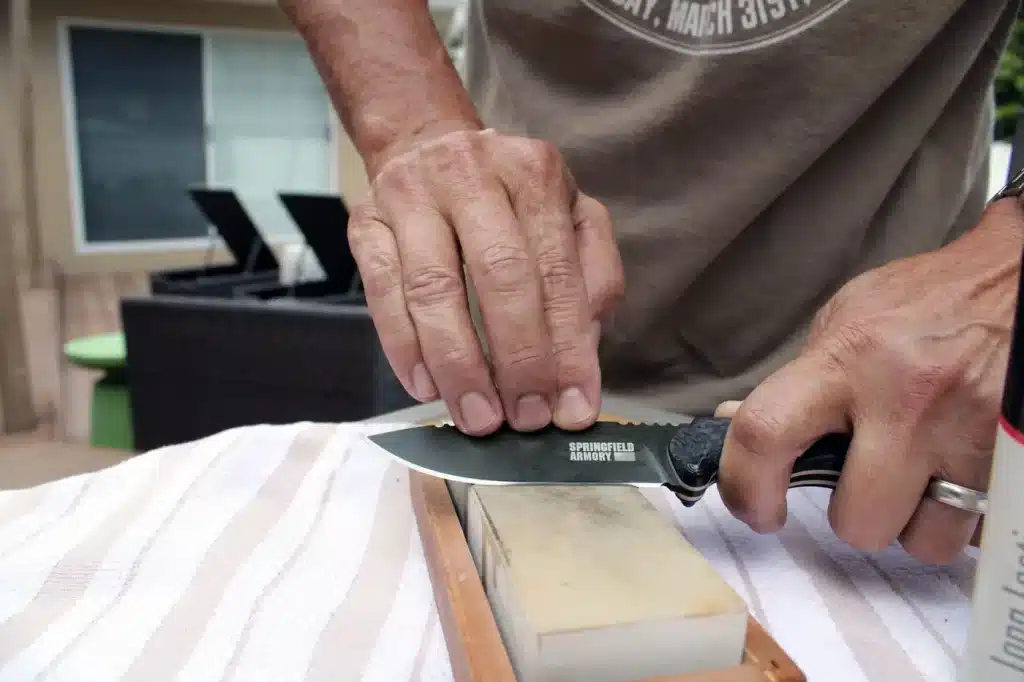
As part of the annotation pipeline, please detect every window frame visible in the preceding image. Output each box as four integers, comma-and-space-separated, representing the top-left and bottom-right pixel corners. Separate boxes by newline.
56, 16, 340, 255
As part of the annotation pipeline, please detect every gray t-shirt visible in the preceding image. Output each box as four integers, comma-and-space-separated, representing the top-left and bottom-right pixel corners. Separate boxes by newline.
461, 0, 1017, 415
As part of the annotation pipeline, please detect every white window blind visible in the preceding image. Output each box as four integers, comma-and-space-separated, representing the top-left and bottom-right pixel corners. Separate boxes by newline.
207, 34, 333, 241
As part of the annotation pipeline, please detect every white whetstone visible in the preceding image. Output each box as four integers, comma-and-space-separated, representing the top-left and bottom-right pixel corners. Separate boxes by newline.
462, 484, 749, 682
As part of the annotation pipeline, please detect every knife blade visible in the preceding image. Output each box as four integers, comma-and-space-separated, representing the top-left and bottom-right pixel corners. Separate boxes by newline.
367, 416, 851, 506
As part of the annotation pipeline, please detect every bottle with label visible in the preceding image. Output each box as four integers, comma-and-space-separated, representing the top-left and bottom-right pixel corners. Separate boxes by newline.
960, 252, 1024, 681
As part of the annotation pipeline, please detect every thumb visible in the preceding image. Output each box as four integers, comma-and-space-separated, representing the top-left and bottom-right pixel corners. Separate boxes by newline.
718, 350, 852, 532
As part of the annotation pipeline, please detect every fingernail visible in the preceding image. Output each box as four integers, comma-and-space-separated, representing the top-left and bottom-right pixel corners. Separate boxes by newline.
713, 400, 742, 418
515, 393, 552, 431
411, 363, 437, 401
459, 392, 500, 433
555, 387, 594, 427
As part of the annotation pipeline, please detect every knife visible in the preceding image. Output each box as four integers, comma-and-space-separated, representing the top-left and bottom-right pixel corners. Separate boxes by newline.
367, 416, 851, 507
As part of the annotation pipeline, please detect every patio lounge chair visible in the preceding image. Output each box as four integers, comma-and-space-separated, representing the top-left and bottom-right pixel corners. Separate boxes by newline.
149, 187, 281, 298
236, 192, 359, 301
120, 293, 414, 452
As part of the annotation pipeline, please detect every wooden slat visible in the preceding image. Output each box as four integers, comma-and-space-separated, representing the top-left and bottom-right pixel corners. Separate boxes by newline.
19, 286, 60, 434
0, 433, 130, 491
0, 130, 36, 434
639, 665, 765, 682
10, 0, 45, 286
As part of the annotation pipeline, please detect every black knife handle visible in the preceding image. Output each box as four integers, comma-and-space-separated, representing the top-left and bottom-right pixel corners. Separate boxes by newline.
665, 416, 851, 507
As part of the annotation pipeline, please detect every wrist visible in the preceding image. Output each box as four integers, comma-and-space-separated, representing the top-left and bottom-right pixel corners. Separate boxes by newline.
362, 115, 483, 178
338, 15, 483, 177
948, 193, 1024, 256
971, 196, 1024, 267
282, 0, 482, 179
947, 197, 1024, 324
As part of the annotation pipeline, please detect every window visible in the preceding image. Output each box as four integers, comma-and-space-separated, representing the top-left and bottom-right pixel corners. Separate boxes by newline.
60, 21, 335, 252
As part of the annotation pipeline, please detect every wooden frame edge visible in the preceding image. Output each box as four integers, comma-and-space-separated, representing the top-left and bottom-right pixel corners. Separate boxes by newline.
744, 616, 804, 682
409, 469, 805, 682
410, 467, 517, 682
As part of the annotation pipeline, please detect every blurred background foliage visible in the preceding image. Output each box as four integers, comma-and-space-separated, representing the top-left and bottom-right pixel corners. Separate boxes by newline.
996, 12, 1024, 141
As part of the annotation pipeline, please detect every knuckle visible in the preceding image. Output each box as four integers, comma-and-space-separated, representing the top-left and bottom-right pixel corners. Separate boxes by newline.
579, 195, 612, 228
730, 404, 788, 457
809, 300, 839, 340
478, 243, 533, 292
429, 344, 479, 377
899, 356, 950, 409
536, 249, 580, 289
551, 340, 594, 385
545, 305, 583, 338
429, 131, 482, 173
443, 129, 481, 151
515, 138, 562, 177
369, 309, 417, 355
715, 485, 752, 524
494, 343, 548, 374
403, 265, 465, 311
819, 315, 956, 413
372, 156, 421, 197
347, 200, 380, 231
605, 263, 627, 299
590, 271, 626, 316
358, 252, 403, 300
824, 320, 881, 363
593, 200, 612, 225
346, 219, 376, 256
717, 480, 777, 533
347, 207, 401, 300
879, 337, 952, 413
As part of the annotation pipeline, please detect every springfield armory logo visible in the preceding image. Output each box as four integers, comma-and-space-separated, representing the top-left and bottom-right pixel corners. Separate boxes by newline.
569, 441, 637, 462
580, 0, 850, 55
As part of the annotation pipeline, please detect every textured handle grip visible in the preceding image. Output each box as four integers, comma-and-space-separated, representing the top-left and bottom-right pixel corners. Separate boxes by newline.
666, 416, 851, 507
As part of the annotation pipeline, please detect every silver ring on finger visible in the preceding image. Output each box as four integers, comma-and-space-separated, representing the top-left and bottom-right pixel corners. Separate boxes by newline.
926, 478, 988, 515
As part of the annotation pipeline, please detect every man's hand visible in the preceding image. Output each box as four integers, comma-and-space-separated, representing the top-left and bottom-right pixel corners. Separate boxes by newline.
716, 199, 1023, 564
349, 128, 624, 436
282, 0, 622, 435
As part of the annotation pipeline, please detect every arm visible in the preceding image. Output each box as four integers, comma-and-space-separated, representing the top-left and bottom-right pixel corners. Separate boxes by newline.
283, 0, 622, 437
280, 0, 482, 177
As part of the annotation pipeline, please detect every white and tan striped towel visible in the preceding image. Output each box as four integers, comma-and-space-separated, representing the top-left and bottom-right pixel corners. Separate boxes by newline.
0, 420, 978, 682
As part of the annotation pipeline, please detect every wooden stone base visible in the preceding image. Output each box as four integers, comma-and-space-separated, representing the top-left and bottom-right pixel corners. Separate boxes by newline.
410, 467, 804, 682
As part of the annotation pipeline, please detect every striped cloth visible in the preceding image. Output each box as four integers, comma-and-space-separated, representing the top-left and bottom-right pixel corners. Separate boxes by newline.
0, 419, 978, 682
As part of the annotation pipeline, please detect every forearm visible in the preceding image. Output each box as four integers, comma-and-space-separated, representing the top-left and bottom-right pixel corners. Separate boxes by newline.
280, 0, 482, 177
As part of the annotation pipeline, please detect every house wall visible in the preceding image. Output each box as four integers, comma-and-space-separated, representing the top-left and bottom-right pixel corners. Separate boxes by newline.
0, 0, 453, 275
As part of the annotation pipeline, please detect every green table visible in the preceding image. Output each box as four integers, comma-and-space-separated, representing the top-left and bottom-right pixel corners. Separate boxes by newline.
64, 332, 133, 451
